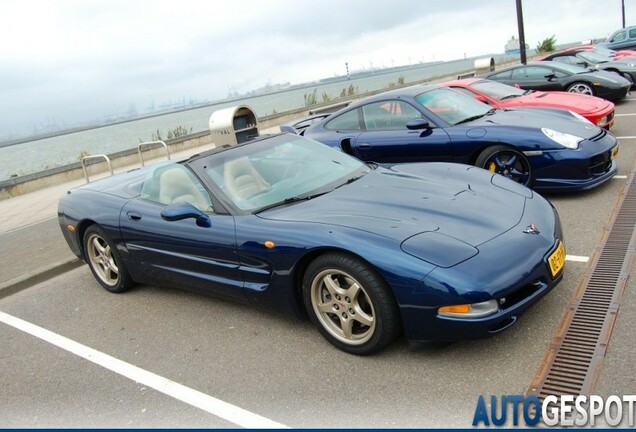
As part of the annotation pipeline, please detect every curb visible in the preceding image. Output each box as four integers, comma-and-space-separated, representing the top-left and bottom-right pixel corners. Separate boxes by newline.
0, 258, 83, 300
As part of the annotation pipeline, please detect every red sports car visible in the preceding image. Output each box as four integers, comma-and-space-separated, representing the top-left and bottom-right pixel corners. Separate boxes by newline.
442, 78, 615, 129
535, 44, 636, 60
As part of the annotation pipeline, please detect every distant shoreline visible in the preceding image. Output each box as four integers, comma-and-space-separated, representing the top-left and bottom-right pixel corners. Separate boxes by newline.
0, 60, 450, 149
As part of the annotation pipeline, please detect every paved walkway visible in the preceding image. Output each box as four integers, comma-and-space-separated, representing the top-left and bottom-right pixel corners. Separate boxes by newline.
0, 124, 283, 295
0, 141, 220, 295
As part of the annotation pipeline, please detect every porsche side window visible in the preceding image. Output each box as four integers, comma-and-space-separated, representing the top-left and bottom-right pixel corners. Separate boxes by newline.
630, 28, 636, 39
611, 30, 627, 42
553, 56, 578, 65
510, 67, 527, 79
450, 87, 476, 98
324, 109, 361, 131
362, 101, 422, 131
523, 67, 553, 79
141, 164, 214, 213
490, 70, 512, 80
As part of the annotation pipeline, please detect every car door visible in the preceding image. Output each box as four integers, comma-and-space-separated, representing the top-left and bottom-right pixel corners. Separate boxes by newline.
510, 66, 563, 91
352, 99, 452, 163
119, 163, 245, 301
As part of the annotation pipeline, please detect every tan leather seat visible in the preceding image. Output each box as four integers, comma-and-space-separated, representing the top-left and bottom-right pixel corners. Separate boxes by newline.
158, 167, 210, 210
223, 157, 269, 201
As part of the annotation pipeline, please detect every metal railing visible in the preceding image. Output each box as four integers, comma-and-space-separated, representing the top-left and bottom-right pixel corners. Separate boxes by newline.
138, 140, 171, 166
80, 154, 113, 183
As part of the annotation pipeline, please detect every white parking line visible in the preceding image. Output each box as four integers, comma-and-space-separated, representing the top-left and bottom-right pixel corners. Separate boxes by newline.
0, 311, 288, 429
616, 136, 636, 139
615, 175, 628, 179
566, 255, 589, 263
615, 113, 636, 116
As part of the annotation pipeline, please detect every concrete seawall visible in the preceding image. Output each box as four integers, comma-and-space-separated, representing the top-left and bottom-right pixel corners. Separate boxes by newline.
0, 109, 315, 200
0, 56, 521, 201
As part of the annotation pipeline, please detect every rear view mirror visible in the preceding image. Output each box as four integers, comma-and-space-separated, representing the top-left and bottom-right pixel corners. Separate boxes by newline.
161, 203, 211, 228
406, 118, 430, 130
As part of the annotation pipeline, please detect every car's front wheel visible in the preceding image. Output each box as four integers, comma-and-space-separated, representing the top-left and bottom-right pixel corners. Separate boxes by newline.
476, 145, 533, 187
83, 225, 133, 293
566, 82, 594, 95
303, 252, 400, 355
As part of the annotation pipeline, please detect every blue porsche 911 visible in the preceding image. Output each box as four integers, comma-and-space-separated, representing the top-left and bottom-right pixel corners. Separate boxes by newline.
59, 134, 564, 354
302, 84, 619, 193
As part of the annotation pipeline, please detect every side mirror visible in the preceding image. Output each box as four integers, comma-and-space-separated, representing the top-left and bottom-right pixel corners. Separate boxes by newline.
161, 203, 211, 228
406, 118, 430, 130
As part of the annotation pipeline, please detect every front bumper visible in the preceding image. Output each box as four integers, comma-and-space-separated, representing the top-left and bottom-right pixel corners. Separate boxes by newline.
400, 202, 564, 342
596, 83, 631, 101
401, 241, 564, 342
531, 130, 618, 192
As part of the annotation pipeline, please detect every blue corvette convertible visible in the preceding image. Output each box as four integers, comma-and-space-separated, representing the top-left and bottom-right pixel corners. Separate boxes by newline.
302, 84, 618, 192
59, 134, 564, 354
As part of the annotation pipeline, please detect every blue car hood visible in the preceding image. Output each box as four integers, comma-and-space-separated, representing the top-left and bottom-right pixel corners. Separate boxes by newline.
258, 163, 527, 246
469, 108, 601, 139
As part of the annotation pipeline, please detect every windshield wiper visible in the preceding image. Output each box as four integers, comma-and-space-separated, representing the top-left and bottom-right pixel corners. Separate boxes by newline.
455, 109, 496, 125
253, 192, 328, 214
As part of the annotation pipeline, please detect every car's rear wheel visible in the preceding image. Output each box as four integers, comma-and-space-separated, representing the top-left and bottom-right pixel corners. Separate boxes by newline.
476, 145, 533, 187
566, 82, 594, 95
83, 225, 133, 293
303, 252, 400, 355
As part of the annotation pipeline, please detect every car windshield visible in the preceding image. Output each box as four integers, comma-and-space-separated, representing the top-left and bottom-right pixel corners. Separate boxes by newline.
415, 87, 491, 125
200, 134, 369, 212
546, 62, 590, 75
470, 80, 526, 100
593, 46, 615, 57
578, 51, 611, 64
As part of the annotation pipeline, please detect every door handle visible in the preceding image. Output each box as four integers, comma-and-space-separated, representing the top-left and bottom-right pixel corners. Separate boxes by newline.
126, 211, 142, 221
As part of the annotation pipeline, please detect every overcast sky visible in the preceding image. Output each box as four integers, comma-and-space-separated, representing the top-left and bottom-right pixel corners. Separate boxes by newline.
0, 0, 633, 138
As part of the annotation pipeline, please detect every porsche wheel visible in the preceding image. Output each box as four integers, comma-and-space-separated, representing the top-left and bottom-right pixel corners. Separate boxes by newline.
566, 82, 594, 96
476, 145, 533, 187
83, 225, 133, 293
303, 253, 400, 355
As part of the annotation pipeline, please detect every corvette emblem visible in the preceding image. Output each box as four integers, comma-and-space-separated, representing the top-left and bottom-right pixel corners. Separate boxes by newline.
523, 224, 540, 235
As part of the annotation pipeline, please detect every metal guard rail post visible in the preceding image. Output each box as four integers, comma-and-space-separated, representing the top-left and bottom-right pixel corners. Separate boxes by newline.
81, 154, 114, 183
138, 140, 171, 166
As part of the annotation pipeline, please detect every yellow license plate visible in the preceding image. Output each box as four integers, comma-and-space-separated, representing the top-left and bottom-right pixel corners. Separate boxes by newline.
548, 242, 566, 277
611, 146, 619, 160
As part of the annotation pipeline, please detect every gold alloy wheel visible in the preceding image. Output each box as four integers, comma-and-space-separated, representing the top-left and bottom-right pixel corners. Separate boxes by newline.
310, 268, 376, 345
86, 232, 120, 287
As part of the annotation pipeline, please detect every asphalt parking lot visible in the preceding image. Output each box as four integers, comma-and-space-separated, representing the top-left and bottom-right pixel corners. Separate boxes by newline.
1, 99, 636, 428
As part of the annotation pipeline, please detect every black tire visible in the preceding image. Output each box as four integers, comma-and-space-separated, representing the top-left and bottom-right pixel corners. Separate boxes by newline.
302, 252, 400, 355
475, 145, 533, 187
566, 82, 595, 96
83, 225, 133, 293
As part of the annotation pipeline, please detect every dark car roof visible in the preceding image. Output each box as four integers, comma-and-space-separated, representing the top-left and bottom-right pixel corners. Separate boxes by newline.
489, 61, 578, 74
336, 84, 439, 110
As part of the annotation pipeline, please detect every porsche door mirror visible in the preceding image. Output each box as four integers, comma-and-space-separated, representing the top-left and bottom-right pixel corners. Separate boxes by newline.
161, 203, 211, 228
406, 118, 430, 130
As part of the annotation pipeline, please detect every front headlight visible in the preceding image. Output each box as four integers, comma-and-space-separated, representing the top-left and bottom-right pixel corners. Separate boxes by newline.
438, 300, 499, 318
542, 128, 583, 149
596, 115, 608, 126
569, 110, 594, 125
